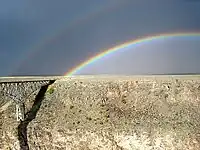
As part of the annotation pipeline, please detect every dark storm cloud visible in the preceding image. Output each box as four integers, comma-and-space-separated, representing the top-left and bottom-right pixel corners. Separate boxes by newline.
0, 18, 39, 73
183, 0, 200, 2
0, 0, 200, 76
0, 0, 121, 76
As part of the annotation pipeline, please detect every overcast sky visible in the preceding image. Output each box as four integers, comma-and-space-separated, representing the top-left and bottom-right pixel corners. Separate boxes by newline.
0, 0, 200, 76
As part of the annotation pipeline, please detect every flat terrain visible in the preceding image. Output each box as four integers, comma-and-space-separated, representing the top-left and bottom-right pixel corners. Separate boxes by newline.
0, 76, 63, 82
1, 75, 200, 150
1, 74, 200, 82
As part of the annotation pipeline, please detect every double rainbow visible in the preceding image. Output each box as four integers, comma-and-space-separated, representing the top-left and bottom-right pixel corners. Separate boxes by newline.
65, 32, 200, 76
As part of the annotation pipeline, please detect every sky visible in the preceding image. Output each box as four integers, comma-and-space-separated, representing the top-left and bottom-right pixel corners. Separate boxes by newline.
0, 0, 200, 76
76, 36, 200, 75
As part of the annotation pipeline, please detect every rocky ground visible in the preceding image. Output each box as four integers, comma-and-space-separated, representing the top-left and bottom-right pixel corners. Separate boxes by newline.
1, 76, 200, 150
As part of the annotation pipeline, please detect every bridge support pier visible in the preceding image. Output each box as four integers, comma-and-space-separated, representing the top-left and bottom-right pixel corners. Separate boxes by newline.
16, 103, 25, 122
0, 79, 54, 121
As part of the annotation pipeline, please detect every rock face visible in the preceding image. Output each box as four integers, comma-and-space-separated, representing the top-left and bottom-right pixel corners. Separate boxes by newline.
1, 76, 200, 150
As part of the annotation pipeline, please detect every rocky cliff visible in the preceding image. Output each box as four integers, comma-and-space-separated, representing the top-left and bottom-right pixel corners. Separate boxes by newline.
1, 76, 200, 150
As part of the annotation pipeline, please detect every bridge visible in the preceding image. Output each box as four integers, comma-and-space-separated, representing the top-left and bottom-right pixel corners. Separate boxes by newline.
1, 75, 200, 149
0, 76, 61, 121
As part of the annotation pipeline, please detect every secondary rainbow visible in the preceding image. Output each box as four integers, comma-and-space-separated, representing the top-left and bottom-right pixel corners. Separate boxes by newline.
65, 32, 200, 76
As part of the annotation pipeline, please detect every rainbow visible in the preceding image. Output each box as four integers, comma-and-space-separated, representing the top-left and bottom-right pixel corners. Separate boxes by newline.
12, 1, 125, 74
65, 32, 200, 76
